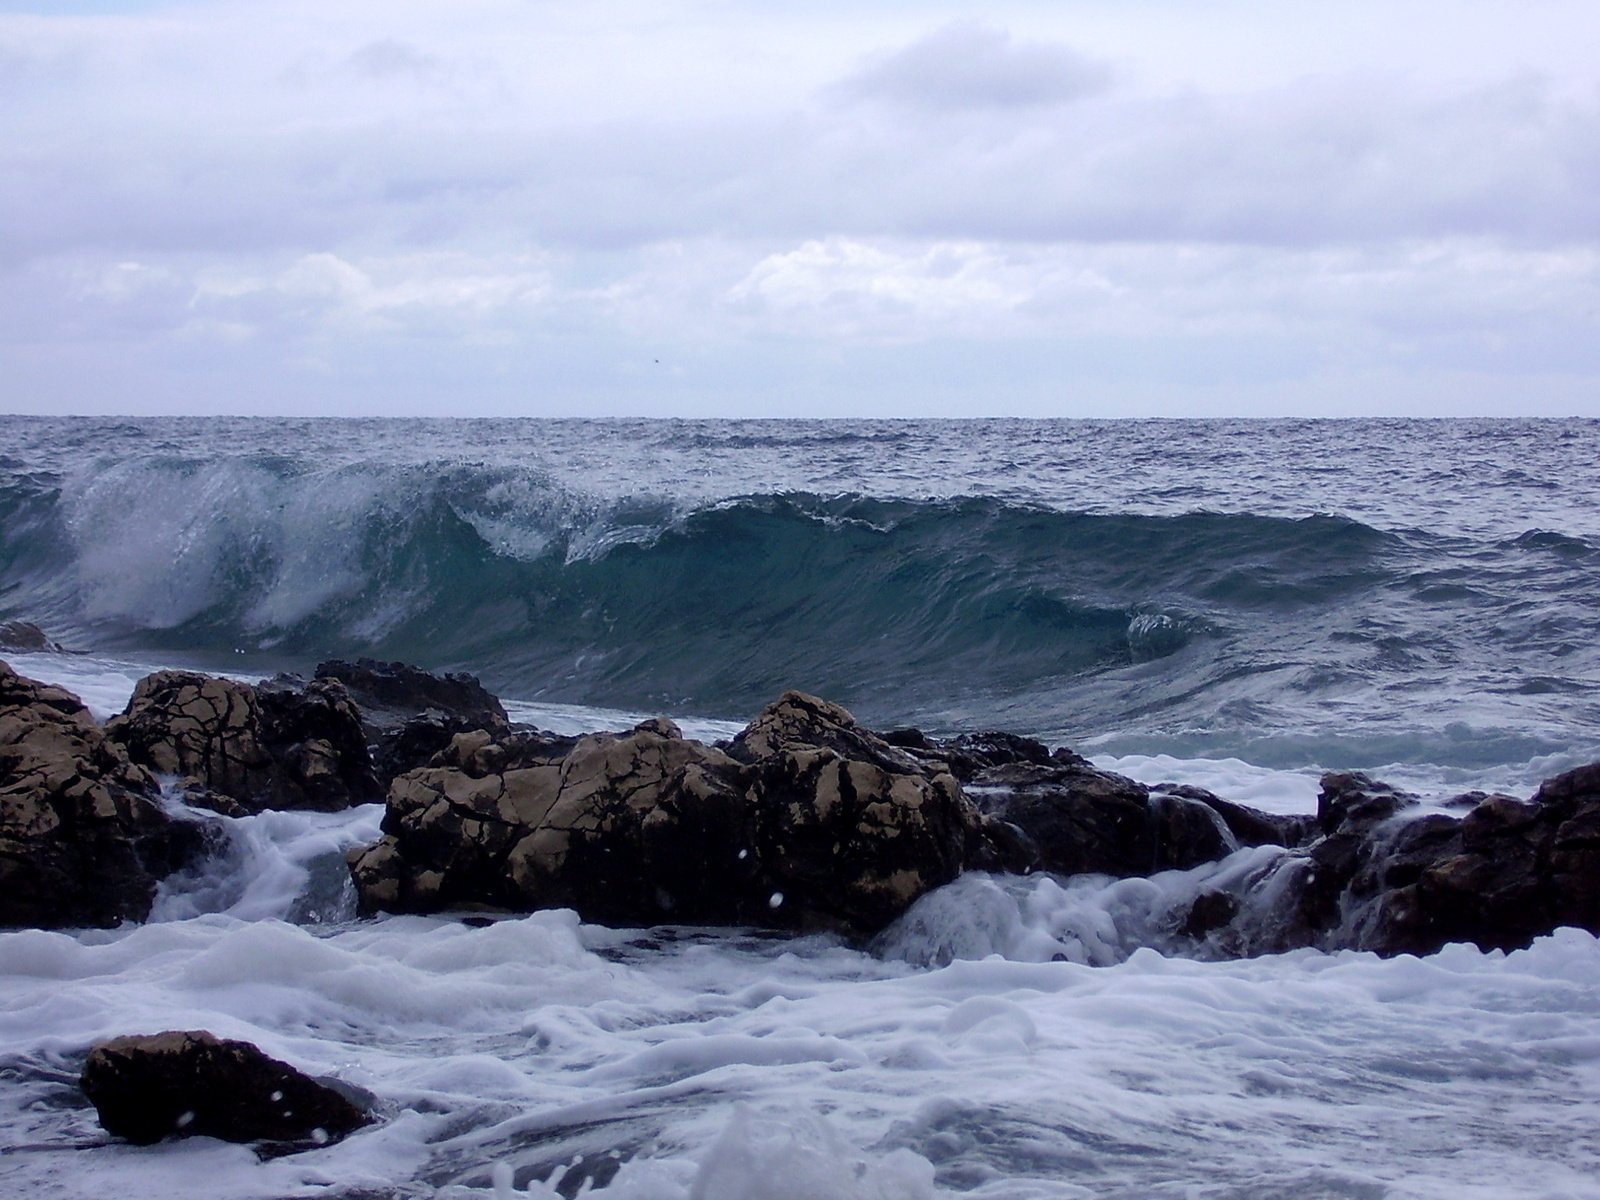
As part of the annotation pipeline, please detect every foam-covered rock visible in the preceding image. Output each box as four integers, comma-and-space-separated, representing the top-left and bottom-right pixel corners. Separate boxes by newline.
1184, 765, 1600, 958
1, 661, 208, 928
105, 671, 378, 813
81, 1030, 369, 1148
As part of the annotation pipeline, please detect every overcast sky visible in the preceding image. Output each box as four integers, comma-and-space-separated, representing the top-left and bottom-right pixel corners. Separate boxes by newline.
3, 0, 1598, 417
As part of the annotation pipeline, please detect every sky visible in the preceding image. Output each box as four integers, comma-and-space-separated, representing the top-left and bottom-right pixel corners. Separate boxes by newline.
2, 0, 1598, 417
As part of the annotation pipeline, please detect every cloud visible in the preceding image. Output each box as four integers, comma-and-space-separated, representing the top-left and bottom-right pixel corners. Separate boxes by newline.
343, 37, 442, 81
1, 1, 1599, 415
836, 21, 1112, 110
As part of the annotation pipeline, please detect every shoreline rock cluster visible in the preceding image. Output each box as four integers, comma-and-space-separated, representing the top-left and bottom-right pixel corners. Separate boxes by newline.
5, 654, 1599, 955
4, 650, 1600, 1147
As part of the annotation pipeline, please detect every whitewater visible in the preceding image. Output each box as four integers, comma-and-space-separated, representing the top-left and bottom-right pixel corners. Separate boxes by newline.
4, 416, 1600, 1198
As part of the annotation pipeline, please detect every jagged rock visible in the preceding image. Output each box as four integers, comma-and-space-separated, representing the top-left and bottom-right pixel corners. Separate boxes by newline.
105, 672, 378, 813
1151, 783, 1312, 849
81, 1030, 369, 1148
881, 727, 1070, 782
315, 657, 509, 730
967, 759, 1290, 878
1187, 764, 1600, 958
727, 691, 929, 775
0, 620, 62, 653
1316, 770, 1418, 834
1180, 890, 1240, 939
350, 693, 1027, 935
314, 658, 513, 786
1, 661, 210, 928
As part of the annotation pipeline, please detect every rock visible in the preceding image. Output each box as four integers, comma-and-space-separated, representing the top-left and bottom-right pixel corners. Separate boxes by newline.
313, 659, 514, 786
1187, 764, 1600, 958
1180, 890, 1240, 939
0, 620, 62, 653
1, 661, 211, 928
105, 671, 378, 813
967, 761, 1289, 879
1316, 770, 1418, 834
726, 691, 929, 775
315, 657, 509, 731
1151, 783, 1312, 849
81, 1030, 368, 1148
350, 692, 1026, 935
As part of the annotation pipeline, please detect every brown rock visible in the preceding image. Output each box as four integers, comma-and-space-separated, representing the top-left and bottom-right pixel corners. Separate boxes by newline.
0, 620, 62, 653
81, 1030, 368, 1147
349, 691, 1023, 934
1, 661, 208, 928
105, 671, 378, 813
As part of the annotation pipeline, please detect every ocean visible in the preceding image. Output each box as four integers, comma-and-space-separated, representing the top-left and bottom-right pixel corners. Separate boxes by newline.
3, 415, 1599, 1198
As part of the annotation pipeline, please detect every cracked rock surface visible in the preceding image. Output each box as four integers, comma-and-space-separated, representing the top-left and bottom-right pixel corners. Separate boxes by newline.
105, 671, 379, 813
349, 690, 1030, 934
1, 660, 209, 928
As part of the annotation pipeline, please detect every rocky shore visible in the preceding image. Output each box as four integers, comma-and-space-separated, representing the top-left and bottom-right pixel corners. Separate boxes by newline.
5, 655, 1600, 955
6, 653, 1600, 1147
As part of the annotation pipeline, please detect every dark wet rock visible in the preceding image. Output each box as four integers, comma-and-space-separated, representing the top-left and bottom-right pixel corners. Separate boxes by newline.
0, 620, 63, 653
881, 727, 935, 751
1187, 764, 1600, 958
105, 671, 378, 813
315, 658, 509, 731
350, 691, 1026, 935
1180, 890, 1240, 939
880, 726, 1083, 782
938, 732, 1059, 782
314, 658, 513, 786
80, 1030, 369, 1148
1, 661, 211, 929
1151, 783, 1312, 849
967, 759, 1288, 879
367, 712, 494, 787
1316, 770, 1418, 834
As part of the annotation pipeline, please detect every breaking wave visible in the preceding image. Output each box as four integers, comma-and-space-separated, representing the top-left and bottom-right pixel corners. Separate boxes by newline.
3, 427, 1598, 768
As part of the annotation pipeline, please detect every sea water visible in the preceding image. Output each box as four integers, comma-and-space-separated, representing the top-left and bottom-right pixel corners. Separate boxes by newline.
3, 417, 1600, 1197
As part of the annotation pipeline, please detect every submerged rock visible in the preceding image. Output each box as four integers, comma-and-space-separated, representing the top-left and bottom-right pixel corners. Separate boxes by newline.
81, 1030, 369, 1148
350, 690, 1027, 935
105, 671, 378, 813
1, 661, 210, 928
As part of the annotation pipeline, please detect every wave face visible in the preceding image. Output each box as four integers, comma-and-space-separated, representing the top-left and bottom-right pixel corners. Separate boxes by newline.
4, 416, 1600, 771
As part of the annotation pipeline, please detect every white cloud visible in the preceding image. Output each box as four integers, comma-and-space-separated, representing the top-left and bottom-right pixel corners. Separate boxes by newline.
1, 0, 1599, 415
189, 251, 558, 340
837, 21, 1111, 110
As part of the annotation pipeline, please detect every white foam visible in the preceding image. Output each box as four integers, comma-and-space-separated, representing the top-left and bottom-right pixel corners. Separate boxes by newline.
6, 660, 1600, 1197
1092, 752, 1323, 815
503, 699, 743, 743
2, 650, 161, 720
5, 880, 1600, 1200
